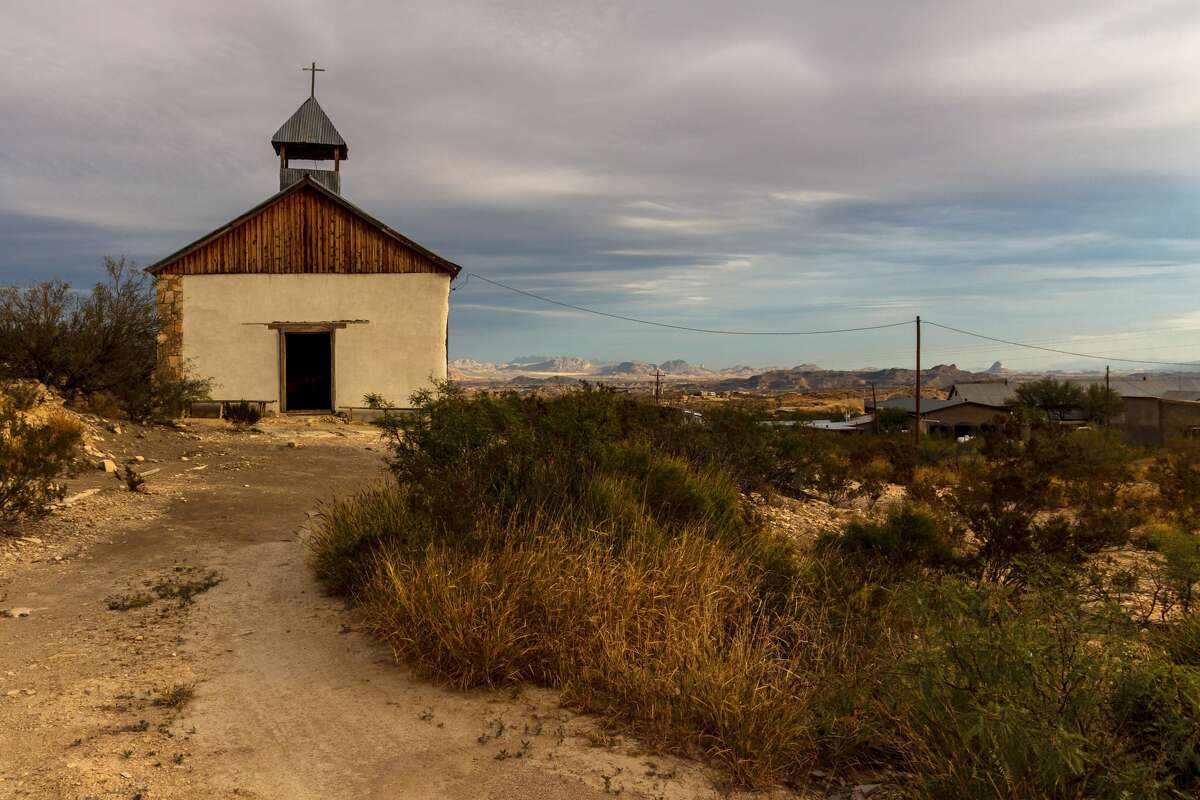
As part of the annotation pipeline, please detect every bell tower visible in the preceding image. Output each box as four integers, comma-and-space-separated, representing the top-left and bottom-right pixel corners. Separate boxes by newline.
271, 62, 348, 194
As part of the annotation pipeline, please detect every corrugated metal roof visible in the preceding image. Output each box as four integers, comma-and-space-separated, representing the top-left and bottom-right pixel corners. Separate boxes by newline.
272, 97, 348, 159
948, 382, 1015, 406
875, 398, 966, 414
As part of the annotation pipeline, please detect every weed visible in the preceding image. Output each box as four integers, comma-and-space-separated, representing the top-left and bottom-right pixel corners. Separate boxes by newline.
106, 593, 154, 611
152, 570, 223, 604
224, 401, 262, 427
154, 683, 195, 710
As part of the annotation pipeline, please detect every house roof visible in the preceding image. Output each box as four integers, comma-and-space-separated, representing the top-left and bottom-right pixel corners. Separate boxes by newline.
874, 397, 966, 414
947, 382, 1014, 406
271, 96, 348, 161
144, 176, 461, 277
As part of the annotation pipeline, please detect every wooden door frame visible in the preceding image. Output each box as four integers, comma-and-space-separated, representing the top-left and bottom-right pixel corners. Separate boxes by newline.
272, 323, 340, 413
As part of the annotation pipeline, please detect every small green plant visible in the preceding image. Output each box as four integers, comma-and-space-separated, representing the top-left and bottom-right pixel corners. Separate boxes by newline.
154, 683, 196, 710
363, 392, 393, 410
818, 504, 956, 570
223, 400, 262, 426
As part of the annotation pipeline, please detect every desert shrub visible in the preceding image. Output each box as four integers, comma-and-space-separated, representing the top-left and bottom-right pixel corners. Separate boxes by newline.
1142, 526, 1200, 613
889, 577, 1200, 799
1107, 660, 1200, 790
0, 258, 154, 398
122, 368, 212, 422
223, 400, 262, 426
0, 257, 211, 420
1161, 614, 1200, 666
1151, 437, 1200, 528
1, 380, 42, 411
818, 504, 956, 571
0, 400, 81, 528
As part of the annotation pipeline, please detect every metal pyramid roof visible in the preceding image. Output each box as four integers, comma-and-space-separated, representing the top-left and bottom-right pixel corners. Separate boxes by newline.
271, 96, 348, 161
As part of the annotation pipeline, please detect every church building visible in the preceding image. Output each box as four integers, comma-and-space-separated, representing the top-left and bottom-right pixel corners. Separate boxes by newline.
147, 70, 460, 415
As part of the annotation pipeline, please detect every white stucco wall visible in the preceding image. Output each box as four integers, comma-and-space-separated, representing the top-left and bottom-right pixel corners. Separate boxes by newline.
179, 273, 450, 410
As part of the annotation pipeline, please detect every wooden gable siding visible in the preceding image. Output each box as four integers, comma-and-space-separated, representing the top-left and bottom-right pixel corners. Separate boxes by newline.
155, 187, 443, 276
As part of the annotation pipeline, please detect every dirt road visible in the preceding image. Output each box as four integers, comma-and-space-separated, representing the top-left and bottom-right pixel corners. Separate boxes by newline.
1, 420, 766, 800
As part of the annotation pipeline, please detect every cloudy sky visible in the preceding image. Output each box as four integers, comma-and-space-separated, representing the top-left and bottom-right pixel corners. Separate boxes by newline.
3, 1, 1200, 370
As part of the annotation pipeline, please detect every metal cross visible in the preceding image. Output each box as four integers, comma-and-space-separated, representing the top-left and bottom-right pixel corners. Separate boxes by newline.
302, 61, 325, 97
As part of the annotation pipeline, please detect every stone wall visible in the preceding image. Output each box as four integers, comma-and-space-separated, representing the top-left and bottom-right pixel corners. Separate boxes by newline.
155, 275, 183, 376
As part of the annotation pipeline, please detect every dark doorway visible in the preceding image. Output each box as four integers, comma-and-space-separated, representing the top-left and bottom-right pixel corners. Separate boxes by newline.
284, 332, 332, 411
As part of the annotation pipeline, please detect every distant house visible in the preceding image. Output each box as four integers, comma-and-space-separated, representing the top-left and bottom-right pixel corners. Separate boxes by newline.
949, 378, 1200, 445
1123, 395, 1200, 445
868, 397, 1009, 438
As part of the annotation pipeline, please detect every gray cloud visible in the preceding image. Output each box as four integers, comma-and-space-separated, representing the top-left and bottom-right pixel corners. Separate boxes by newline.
3, 1, 1199, 368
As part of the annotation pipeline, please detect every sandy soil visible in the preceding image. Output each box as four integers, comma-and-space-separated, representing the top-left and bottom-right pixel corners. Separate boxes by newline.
0, 418, 803, 800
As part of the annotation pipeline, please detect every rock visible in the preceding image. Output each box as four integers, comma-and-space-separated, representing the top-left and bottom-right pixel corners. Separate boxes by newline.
2, 607, 34, 618
62, 488, 102, 506
853, 785, 883, 799
286, 441, 299, 448
97, 459, 118, 473
179, 456, 190, 461
108, 423, 123, 435
130, 455, 145, 463
4, 689, 19, 697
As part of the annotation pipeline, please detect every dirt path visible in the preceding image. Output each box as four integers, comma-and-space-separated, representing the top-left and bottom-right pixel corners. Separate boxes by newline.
1, 420, 779, 800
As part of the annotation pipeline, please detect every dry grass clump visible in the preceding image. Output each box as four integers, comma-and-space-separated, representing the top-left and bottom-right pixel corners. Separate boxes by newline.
357, 511, 884, 786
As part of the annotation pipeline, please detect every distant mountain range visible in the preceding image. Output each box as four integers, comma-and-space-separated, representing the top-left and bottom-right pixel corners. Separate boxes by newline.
448, 356, 1016, 389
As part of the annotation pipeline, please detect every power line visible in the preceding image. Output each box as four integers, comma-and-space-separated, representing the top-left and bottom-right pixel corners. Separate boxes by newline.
925, 320, 1200, 367
456, 270, 1200, 366
462, 271, 913, 336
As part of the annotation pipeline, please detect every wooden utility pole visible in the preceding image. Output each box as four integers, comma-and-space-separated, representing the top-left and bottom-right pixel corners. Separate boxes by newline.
871, 382, 878, 434
1105, 365, 1111, 428
914, 315, 922, 446
654, 368, 662, 404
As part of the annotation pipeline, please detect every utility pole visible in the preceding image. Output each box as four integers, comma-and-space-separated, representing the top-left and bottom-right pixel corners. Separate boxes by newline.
1105, 365, 1110, 428
914, 315, 922, 447
871, 382, 878, 434
654, 368, 662, 405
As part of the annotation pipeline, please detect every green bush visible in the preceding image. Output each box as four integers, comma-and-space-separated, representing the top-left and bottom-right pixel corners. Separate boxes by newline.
1161, 614, 1200, 667
817, 504, 956, 570
891, 578, 1200, 799
0, 257, 211, 420
0, 400, 81, 528
1151, 438, 1200, 528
